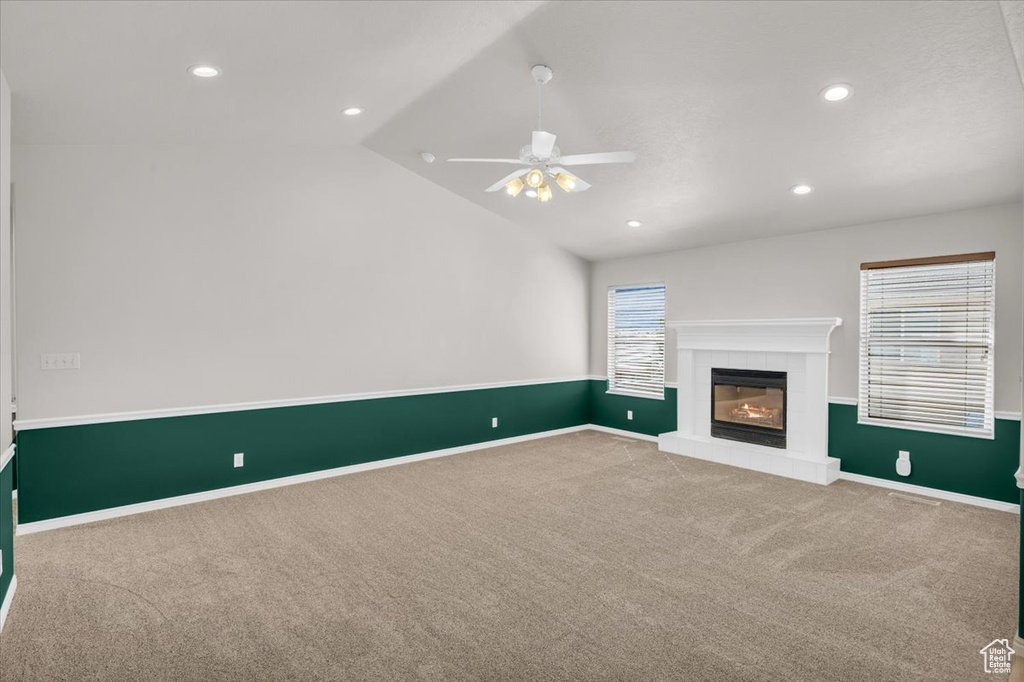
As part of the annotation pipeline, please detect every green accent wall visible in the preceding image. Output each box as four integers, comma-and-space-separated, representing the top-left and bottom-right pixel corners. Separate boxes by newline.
588, 383, 1020, 504
1, 460, 13, 608
829, 403, 1020, 504
12, 381, 1022, 525
587, 380, 677, 436
16, 381, 589, 524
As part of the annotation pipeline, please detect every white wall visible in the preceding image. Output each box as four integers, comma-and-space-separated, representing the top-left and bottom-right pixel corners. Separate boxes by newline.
12, 144, 589, 419
0, 71, 12, 447
590, 202, 1024, 413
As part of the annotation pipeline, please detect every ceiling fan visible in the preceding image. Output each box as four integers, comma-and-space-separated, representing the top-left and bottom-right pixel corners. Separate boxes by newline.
448, 65, 636, 203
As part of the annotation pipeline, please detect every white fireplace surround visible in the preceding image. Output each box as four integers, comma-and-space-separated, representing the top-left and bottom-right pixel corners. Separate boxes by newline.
659, 318, 843, 485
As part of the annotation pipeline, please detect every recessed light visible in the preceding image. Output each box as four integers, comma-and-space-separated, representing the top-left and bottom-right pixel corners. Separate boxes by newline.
189, 65, 221, 78
626, 219, 642, 227
790, 184, 814, 195
343, 107, 363, 116
525, 189, 538, 198
820, 83, 853, 102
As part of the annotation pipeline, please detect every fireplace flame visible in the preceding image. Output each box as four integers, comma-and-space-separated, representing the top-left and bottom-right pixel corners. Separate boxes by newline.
732, 402, 775, 422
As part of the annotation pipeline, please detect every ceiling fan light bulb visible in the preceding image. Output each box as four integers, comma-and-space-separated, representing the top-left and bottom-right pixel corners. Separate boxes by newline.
525, 169, 545, 188
537, 183, 553, 203
505, 177, 525, 197
554, 172, 577, 192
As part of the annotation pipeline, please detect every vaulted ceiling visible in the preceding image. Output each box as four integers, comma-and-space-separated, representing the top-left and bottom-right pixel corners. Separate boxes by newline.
2, 1, 1021, 260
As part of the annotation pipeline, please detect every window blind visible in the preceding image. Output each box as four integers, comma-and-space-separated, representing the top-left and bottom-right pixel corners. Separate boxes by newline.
608, 284, 665, 399
858, 253, 995, 438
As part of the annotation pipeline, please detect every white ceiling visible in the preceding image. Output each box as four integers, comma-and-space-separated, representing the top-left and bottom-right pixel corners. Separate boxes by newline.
0, 0, 543, 145
2, 1, 1021, 261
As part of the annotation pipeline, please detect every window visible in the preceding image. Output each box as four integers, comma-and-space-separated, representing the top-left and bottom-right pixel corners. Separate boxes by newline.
607, 284, 666, 399
858, 252, 995, 438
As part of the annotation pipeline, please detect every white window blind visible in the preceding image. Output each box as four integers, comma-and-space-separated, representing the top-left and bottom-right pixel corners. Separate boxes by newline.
608, 284, 665, 399
858, 253, 995, 438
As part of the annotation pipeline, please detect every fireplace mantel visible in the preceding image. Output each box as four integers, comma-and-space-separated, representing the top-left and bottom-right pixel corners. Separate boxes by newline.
668, 317, 842, 354
659, 317, 843, 485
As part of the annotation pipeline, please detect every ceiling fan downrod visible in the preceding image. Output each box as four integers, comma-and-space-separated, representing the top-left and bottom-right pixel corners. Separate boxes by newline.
531, 64, 553, 133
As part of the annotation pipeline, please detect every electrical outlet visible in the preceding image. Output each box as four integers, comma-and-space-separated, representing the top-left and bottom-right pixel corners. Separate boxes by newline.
41, 353, 80, 370
627, 410, 633, 420
896, 450, 911, 477
233, 452, 244, 468
491, 417, 498, 428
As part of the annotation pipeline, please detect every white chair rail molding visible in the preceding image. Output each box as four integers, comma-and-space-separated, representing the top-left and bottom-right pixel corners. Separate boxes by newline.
659, 318, 844, 485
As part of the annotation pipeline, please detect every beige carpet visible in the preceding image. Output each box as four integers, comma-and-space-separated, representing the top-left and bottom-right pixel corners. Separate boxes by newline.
0, 431, 1016, 681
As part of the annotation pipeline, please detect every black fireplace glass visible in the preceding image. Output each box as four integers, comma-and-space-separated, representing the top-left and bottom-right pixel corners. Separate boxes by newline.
710, 368, 787, 449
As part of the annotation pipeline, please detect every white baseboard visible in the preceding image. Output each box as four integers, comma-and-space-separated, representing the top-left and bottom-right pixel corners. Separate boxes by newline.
838, 472, 1019, 513
0, 575, 16, 633
587, 424, 660, 442
16, 425, 591, 535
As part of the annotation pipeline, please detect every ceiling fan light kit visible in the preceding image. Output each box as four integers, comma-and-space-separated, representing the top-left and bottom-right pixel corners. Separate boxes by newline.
554, 172, 577, 192
506, 177, 525, 196
448, 65, 636, 204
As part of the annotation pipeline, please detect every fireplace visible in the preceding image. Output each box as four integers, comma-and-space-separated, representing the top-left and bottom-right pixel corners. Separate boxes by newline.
711, 368, 787, 449
660, 318, 842, 484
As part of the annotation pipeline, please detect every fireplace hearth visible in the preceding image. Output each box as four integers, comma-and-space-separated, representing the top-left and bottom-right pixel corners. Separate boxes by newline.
711, 368, 787, 449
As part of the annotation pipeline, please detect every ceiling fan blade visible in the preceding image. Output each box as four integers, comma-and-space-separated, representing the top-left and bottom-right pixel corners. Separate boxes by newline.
447, 158, 525, 164
485, 168, 530, 193
549, 167, 591, 192
557, 151, 636, 166
532, 131, 557, 159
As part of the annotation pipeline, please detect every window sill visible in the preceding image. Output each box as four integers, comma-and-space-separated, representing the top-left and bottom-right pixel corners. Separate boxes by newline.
856, 415, 994, 440
606, 389, 665, 402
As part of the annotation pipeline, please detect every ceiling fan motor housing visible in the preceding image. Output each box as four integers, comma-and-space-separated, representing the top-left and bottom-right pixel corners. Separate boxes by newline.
520, 143, 560, 164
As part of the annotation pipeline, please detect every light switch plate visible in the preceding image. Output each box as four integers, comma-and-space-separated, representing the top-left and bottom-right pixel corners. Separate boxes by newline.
491, 417, 498, 428
41, 353, 80, 370
233, 452, 244, 468
627, 410, 633, 420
